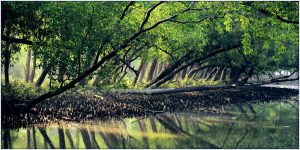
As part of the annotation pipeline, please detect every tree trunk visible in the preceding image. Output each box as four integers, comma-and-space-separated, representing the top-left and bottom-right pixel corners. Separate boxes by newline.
25, 49, 32, 82
132, 62, 143, 86
148, 43, 241, 88
36, 66, 50, 87
30, 49, 37, 83
186, 66, 195, 79
174, 115, 183, 128
3, 130, 12, 149
138, 63, 147, 83
206, 68, 218, 80
145, 52, 192, 88
4, 25, 11, 86
241, 67, 254, 83
154, 63, 161, 77
230, 66, 245, 82
220, 68, 227, 81
175, 72, 180, 81
58, 68, 64, 83
191, 71, 199, 80
192, 70, 200, 79
203, 68, 211, 79
26, 8, 224, 109
181, 66, 188, 79
147, 59, 158, 82
4, 49, 11, 86
213, 67, 224, 81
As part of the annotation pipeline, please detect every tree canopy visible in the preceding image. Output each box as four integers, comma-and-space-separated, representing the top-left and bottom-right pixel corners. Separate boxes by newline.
1, 1, 298, 108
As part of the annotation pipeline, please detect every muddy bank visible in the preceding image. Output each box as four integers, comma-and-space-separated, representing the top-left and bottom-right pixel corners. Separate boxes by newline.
1, 86, 298, 129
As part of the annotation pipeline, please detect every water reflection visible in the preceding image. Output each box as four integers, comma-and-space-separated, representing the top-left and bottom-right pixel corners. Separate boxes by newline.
2, 100, 298, 149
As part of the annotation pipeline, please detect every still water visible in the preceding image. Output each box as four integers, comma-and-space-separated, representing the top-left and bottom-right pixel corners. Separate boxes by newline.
2, 99, 299, 149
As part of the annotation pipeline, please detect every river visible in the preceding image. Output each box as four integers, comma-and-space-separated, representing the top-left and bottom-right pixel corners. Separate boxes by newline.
1, 97, 298, 149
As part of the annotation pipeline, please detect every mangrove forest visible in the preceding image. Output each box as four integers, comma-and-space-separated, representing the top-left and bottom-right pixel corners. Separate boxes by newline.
1, 1, 299, 149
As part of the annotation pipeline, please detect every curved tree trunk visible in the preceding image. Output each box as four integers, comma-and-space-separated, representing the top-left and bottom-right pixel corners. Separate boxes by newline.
146, 53, 191, 88
35, 66, 50, 87
147, 43, 241, 88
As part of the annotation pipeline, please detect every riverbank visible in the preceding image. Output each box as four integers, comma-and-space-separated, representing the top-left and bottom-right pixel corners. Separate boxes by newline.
1, 86, 298, 129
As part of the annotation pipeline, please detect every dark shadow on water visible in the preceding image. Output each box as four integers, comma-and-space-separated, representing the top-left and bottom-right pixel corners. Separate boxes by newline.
1, 100, 298, 149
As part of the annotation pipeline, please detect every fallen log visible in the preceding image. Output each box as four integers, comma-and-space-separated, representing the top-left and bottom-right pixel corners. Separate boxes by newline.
113, 85, 236, 95
112, 77, 298, 95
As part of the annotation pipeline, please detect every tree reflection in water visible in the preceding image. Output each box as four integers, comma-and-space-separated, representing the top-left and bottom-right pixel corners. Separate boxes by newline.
1, 100, 298, 149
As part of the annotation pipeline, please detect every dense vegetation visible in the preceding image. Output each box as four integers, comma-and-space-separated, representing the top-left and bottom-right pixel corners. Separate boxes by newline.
1, 1, 299, 109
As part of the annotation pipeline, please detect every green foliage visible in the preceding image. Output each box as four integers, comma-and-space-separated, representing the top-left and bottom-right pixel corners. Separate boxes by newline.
1, 78, 44, 99
2, 1, 298, 90
242, 33, 253, 54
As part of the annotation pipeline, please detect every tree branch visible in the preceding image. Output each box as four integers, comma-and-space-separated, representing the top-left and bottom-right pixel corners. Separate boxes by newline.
120, 1, 135, 20
1, 36, 33, 45
117, 57, 139, 76
139, 2, 165, 31
269, 70, 297, 82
